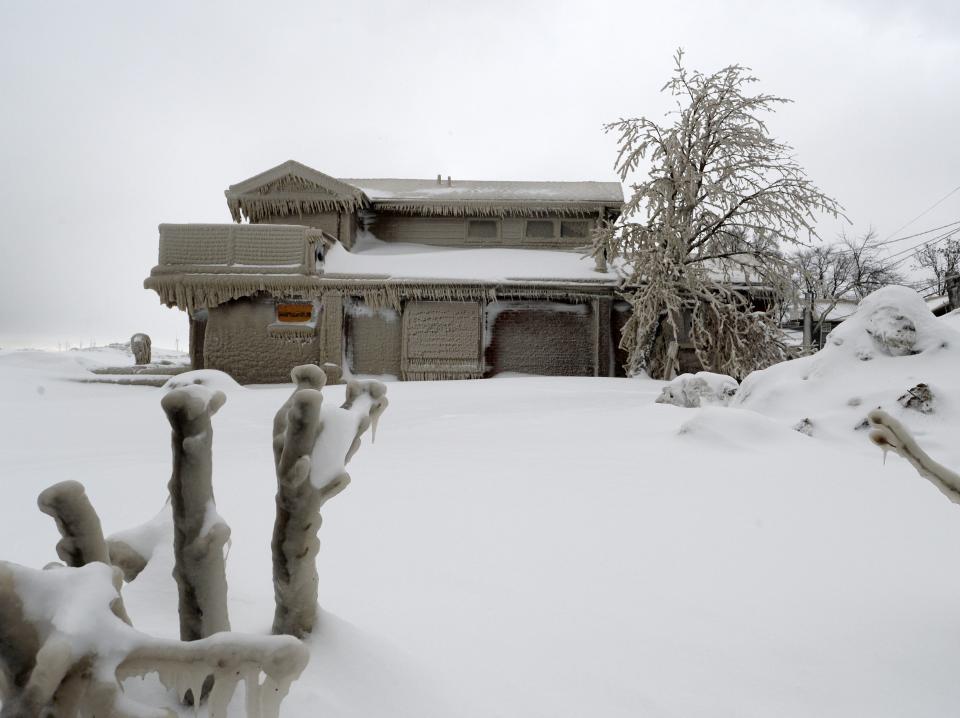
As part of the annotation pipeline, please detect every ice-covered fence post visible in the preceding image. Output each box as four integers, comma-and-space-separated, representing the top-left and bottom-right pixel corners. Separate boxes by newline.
868, 409, 960, 504
271, 365, 388, 637
162, 385, 231, 641
131, 332, 152, 365
37, 480, 110, 568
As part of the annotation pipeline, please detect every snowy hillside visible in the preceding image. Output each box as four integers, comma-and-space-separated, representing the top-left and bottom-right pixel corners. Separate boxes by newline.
2, 290, 960, 716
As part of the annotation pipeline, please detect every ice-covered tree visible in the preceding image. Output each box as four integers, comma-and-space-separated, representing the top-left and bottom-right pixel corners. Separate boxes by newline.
791, 229, 903, 340
913, 236, 960, 295
595, 50, 844, 378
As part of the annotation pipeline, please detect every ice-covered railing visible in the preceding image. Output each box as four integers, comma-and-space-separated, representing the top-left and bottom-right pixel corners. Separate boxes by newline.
150, 224, 329, 276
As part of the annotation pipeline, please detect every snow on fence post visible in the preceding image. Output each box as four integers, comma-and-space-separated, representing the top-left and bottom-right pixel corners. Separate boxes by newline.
162, 385, 232, 641
271, 365, 388, 637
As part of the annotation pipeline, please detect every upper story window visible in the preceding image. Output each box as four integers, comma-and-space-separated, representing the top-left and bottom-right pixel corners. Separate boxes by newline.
467, 219, 499, 239
560, 220, 590, 239
525, 220, 556, 239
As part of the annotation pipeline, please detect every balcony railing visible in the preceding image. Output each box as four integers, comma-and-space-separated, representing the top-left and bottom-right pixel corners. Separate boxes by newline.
150, 223, 328, 276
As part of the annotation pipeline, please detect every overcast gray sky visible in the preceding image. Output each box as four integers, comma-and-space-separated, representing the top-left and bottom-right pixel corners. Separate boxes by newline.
1, 0, 958, 349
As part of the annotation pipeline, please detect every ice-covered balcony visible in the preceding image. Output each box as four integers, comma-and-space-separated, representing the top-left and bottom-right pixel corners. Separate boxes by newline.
150, 223, 326, 276
144, 223, 330, 310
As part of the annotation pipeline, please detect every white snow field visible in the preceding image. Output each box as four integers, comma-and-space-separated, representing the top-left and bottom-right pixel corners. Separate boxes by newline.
3, 293, 960, 716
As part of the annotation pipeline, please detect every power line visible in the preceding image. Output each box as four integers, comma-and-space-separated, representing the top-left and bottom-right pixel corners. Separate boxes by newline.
887, 227, 960, 269
811, 218, 960, 259
876, 218, 960, 247
878, 182, 960, 244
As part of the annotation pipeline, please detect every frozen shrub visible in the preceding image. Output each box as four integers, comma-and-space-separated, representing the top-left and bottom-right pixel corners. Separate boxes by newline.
0, 560, 307, 718
271, 365, 388, 637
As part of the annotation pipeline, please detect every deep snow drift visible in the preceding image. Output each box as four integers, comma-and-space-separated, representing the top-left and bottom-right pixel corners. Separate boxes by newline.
736, 286, 960, 457
2, 287, 960, 717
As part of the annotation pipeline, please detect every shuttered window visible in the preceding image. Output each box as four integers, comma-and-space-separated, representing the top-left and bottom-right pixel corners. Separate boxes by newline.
560, 221, 589, 239
467, 220, 499, 239
525, 220, 555, 239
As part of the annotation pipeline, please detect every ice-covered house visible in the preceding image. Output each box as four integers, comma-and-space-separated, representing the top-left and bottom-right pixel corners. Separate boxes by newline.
145, 160, 626, 383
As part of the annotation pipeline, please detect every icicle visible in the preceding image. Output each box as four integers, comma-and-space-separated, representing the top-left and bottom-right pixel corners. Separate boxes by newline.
207, 668, 239, 718
243, 669, 263, 718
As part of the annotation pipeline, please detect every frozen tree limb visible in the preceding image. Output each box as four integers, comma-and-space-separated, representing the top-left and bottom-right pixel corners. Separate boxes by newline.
37, 480, 111, 569
36, 480, 132, 625
0, 561, 308, 718
271, 366, 388, 637
868, 409, 960, 504
162, 385, 231, 641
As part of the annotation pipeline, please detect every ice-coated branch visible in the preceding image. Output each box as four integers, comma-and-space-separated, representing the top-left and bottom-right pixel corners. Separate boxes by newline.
36, 480, 132, 625
121, 632, 309, 718
0, 561, 308, 718
162, 385, 231, 641
37, 480, 110, 568
868, 409, 960, 504
271, 365, 388, 637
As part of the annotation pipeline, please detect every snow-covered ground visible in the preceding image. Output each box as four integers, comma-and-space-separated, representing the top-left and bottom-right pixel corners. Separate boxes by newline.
4, 296, 960, 716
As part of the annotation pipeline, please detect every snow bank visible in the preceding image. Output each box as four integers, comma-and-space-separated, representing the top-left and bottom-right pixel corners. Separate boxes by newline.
656, 372, 739, 407
735, 286, 960, 441
8, 327, 960, 716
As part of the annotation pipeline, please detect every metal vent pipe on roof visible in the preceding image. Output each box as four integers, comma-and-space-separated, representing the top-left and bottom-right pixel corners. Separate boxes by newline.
447, 176, 451, 186
436, 174, 442, 185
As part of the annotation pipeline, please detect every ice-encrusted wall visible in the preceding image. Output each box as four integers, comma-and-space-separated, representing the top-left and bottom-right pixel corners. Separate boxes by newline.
345, 302, 402, 377
204, 297, 323, 383
200, 294, 613, 383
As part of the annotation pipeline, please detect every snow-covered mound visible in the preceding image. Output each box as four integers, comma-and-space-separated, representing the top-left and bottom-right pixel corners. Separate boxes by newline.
656, 372, 739, 407
162, 369, 242, 393
735, 286, 960, 442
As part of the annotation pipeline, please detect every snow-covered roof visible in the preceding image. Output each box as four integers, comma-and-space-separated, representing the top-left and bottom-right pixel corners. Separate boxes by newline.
324, 233, 616, 283
224, 161, 623, 221
341, 178, 624, 204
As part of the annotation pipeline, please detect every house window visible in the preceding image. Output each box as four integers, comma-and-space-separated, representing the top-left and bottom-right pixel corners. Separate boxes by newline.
525, 220, 555, 239
467, 219, 499, 239
560, 220, 590, 239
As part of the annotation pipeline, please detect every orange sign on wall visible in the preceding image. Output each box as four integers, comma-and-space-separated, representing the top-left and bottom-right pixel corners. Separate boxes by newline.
277, 303, 313, 323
